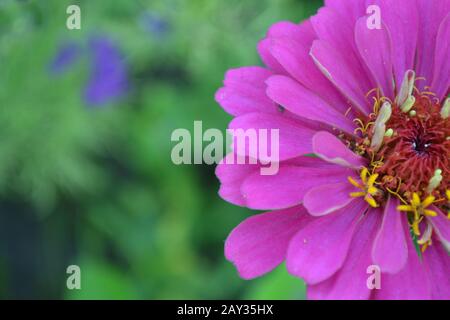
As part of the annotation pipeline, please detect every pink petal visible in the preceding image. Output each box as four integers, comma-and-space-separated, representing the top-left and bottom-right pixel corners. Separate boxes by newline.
287, 199, 368, 284
225, 205, 313, 279
307, 208, 382, 300
266, 21, 351, 116
312, 131, 366, 168
215, 67, 276, 116
257, 20, 313, 75
310, 40, 371, 115
216, 155, 336, 208
241, 165, 353, 210
228, 112, 316, 162
374, 216, 431, 300
416, 0, 450, 87
268, 36, 313, 86
283, 155, 336, 168
311, 6, 374, 106
257, 38, 286, 74
266, 76, 355, 134
428, 206, 450, 251
368, 0, 419, 88
216, 153, 259, 206
422, 239, 450, 299
355, 17, 395, 98
431, 14, 450, 100
267, 20, 316, 43
265, 20, 314, 83
371, 196, 408, 274
324, 0, 366, 27
311, 7, 355, 52
303, 182, 357, 216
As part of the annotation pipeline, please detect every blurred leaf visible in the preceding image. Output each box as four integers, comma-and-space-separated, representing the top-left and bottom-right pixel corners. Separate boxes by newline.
245, 264, 306, 300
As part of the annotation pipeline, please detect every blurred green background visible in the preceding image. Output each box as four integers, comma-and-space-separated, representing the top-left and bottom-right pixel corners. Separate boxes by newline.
0, 0, 322, 299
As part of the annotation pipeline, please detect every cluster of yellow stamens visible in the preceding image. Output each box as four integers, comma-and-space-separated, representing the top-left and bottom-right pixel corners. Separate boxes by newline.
342, 70, 449, 253
397, 193, 437, 236
348, 168, 380, 208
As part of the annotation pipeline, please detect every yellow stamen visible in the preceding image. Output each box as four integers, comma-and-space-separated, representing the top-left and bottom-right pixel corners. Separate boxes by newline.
364, 194, 378, 208
386, 185, 408, 205
397, 205, 413, 212
367, 186, 378, 194
348, 167, 380, 207
397, 193, 438, 236
422, 195, 436, 208
361, 168, 369, 184
421, 241, 431, 252
411, 219, 421, 236
423, 209, 438, 217
397, 193, 436, 214
412, 193, 421, 207
366, 87, 380, 98
348, 176, 362, 189
350, 191, 366, 197
368, 173, 379, 186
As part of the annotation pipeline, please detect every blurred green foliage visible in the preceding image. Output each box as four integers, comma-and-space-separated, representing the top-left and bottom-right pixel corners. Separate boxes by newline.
0, 0, 322, 299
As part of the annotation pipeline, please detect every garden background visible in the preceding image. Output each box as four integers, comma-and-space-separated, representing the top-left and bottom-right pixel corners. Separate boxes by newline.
0, 0, 322, 299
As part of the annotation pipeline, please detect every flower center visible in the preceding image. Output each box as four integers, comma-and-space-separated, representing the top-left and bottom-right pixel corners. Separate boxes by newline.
373, 94, 449, 196
341, 71, 449, 250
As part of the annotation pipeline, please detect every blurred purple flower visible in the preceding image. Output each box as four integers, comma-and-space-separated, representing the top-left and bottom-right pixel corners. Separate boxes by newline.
48, 42, 81, 75
141, 12, 170, 38
49, 36, 129, 107
84, 36, 129, 107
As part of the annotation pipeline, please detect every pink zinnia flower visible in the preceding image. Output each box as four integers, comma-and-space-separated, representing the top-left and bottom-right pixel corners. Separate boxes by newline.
215, 0, 449, 299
